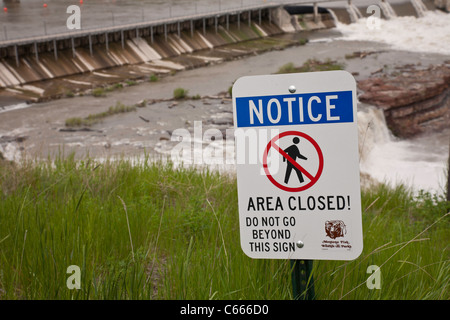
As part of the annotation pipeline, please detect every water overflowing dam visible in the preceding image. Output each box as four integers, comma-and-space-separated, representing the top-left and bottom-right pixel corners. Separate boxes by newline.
0, 2, 327, 89
0, 0, 441, 92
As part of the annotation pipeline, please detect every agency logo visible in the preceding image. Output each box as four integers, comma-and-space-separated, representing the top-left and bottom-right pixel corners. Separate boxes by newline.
325, 220, 347, 239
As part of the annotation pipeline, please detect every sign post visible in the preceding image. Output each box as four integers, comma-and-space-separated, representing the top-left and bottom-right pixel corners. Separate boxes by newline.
291, 259, 314, 300
232, 71, 363, 299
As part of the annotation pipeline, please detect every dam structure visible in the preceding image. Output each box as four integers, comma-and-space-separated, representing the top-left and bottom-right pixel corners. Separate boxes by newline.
0, 0, 440, 94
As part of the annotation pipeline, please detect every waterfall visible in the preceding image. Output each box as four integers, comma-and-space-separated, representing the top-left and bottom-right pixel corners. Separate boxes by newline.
327, 8, 340, 25
351, 4, 364, 19
357, 103, 449, 194
379, 0, 397, 20
357, 104, 392, 163
346, 4, 364, 23
411, 0, 428, 17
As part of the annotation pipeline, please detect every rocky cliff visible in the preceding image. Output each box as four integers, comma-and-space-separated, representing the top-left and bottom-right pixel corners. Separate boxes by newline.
358, 63, 450, 138
434, 0, 450, 11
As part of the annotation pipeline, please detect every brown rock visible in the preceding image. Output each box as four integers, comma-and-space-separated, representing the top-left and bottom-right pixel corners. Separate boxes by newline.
357, 64, 450, 138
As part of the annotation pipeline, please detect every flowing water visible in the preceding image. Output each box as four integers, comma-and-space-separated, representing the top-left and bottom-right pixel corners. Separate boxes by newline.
336, 9, 450, 55
379, 0, 398, 19
357, 105, 449, 194
338, 9, 450, 195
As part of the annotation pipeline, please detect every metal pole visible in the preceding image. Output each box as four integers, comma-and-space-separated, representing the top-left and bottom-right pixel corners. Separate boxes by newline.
105, 33, 109, 52
71, 37, 76, 58
447, 137, 450, 202
290, 260, 315, 300
3, 25, 7, 41
89, 34, 93, 57
190, 20, 194, 37
14, 45, 19, 67
34, 42, 39, 61
151, 25, 154, 43
121, 30, 124, 49
53, 39, 58, 61
164, 23, 167, 41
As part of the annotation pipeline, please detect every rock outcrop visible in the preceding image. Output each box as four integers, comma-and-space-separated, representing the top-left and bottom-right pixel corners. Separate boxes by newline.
434, 0, 450, 12
357, 63, 450, 138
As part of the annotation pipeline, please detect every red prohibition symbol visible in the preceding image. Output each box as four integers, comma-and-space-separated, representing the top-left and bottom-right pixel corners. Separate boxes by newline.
262, 131, 324, 192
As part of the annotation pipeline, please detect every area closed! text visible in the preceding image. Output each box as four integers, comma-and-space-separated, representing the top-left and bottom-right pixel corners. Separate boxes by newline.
247, 195, 351, 212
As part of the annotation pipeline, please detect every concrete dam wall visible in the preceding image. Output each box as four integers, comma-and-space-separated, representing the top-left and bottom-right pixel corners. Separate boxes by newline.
0, 7, 336, 89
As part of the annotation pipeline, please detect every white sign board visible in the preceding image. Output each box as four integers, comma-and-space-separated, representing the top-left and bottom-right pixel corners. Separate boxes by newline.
232, 71, 363, 260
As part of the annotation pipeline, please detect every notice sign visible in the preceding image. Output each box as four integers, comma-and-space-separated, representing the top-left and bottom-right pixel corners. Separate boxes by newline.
232, 71, 363, 260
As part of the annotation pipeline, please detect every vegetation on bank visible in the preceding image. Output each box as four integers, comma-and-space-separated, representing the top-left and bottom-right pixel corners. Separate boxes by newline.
0, 157, 448, 300
276, 59, 345, 74
65, 101, 138, 127
173, 87, 189, 100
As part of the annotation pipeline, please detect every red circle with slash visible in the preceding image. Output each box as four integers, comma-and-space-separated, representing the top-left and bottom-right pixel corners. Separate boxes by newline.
262, 131, 324, 192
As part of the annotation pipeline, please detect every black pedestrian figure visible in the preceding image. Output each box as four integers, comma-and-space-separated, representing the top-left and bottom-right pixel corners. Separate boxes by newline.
283, 137, 307, 184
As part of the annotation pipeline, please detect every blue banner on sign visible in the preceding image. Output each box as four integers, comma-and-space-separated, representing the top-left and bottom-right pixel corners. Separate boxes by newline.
235, 91, 354, 128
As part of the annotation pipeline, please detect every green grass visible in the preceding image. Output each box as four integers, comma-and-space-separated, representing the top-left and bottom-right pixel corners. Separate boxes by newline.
0, 157, 448, 299
125, 80, 137, 87
276, 59, 345, 74
173, 88, 189, 100
149, 75, 159, 82
105, 83, 124, 92
91, 88, 106, 97
92, 82, 132, 96
277, 62, 297, 74
65, 102, 136, 127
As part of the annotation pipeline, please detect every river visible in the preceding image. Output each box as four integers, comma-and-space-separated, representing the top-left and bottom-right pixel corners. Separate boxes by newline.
0, 2, 449, 195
